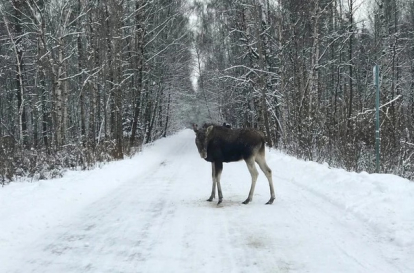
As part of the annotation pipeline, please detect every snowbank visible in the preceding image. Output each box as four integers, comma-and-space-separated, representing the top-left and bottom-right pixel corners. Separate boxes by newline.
268, 151, 414, 249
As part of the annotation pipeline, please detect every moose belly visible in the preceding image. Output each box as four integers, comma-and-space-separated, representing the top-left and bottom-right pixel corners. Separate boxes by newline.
205, 147, 248, 163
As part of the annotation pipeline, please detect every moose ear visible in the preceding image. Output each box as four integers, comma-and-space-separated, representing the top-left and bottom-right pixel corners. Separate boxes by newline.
192, 123, 198, 132
223, 122, 231, 128
206, 125, 213, 135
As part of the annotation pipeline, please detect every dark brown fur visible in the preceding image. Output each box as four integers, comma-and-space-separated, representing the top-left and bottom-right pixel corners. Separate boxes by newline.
193, 124, 275, 205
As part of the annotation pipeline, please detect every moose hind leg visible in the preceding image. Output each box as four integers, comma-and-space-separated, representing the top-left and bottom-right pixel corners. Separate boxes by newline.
207, 163, 216, 202
243, 157, 259, 204
215, 161, 223, 205
256, 155, 275, 204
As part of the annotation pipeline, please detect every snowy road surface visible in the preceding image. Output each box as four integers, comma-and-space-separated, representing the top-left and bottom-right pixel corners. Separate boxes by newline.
1, 130, 413, 272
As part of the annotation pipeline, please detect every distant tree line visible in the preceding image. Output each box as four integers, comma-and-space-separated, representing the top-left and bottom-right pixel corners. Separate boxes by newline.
192, 0, 414, 179
0, 0, 194, 183
1, 0, 413, 183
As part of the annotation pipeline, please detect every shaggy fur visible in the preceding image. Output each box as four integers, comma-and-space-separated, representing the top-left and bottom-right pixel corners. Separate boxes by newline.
193, 124, 275, 205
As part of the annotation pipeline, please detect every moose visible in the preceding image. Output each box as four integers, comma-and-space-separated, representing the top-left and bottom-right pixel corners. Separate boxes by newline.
193, 123, 275, 205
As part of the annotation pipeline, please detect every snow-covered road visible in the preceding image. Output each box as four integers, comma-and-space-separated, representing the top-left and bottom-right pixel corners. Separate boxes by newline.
1, 130, 413, 272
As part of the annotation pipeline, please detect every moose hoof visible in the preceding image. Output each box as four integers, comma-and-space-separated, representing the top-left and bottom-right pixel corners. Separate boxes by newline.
217, 199, 223, 205
242, 199, 250, 204
207, 197, 214, 202
266, 198, 275, 205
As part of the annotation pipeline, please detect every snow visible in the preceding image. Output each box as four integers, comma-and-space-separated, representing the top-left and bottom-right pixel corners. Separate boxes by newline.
0, 129, 413, 273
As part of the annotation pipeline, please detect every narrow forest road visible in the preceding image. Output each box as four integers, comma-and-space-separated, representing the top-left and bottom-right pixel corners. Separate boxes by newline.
1, 130, 411, 273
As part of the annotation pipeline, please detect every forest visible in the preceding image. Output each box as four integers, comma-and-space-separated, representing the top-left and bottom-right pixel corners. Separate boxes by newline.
0, 0, 413, 183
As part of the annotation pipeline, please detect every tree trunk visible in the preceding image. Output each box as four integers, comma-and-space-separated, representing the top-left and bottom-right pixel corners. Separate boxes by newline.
255, 3, 272, 146
130, 0, 145, 146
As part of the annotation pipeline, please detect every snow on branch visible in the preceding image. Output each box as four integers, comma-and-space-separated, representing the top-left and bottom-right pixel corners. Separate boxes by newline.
349, 95, 403, 120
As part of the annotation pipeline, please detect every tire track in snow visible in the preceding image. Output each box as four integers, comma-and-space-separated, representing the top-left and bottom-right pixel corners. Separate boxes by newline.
11, 137, 189, 273
276, 176, 404, 273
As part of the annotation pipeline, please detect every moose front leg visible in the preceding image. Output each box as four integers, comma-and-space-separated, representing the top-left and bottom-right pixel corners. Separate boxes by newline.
207, 163, 216, 202
215, 161, 223, 205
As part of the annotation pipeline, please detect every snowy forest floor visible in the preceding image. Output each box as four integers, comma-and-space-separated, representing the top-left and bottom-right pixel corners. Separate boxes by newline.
0, 129, 413, 273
